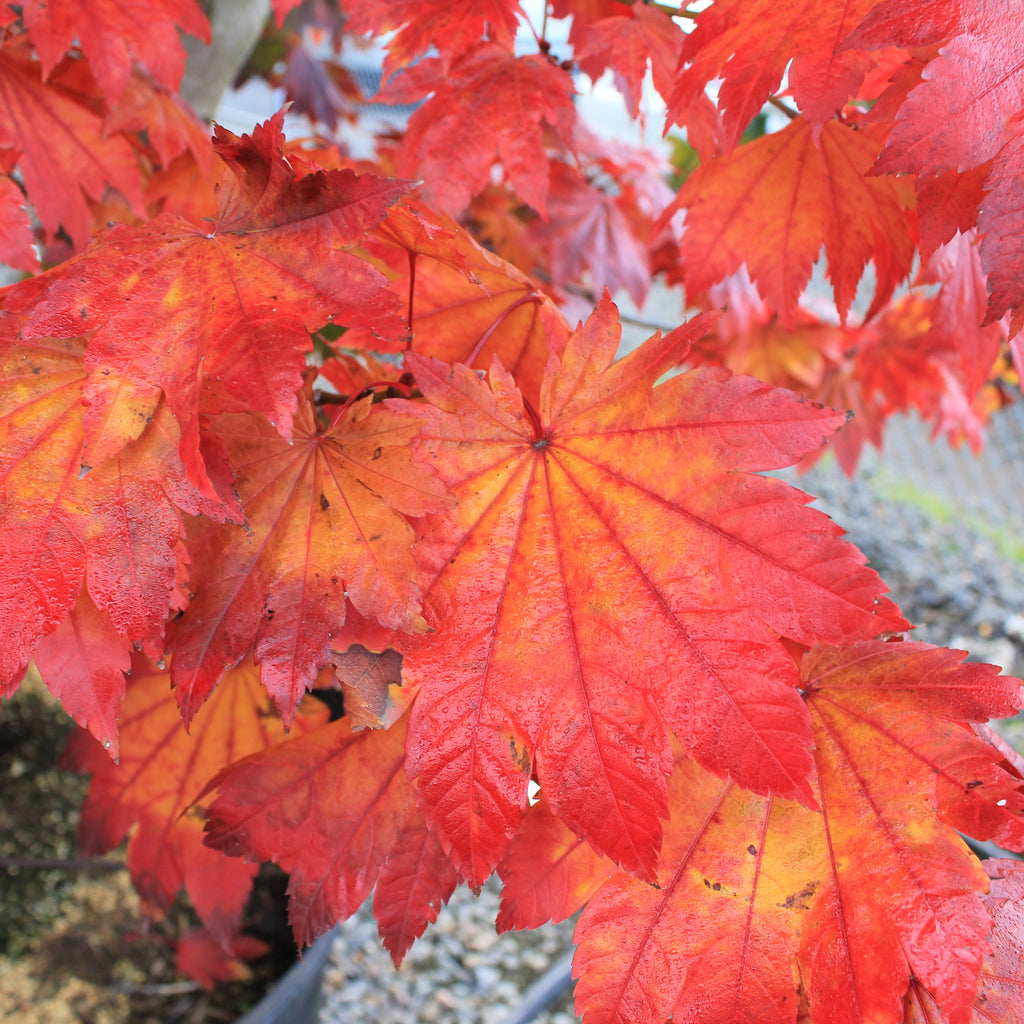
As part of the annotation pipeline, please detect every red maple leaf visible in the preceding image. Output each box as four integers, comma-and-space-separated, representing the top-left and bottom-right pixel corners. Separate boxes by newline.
0, 41, 145, 250
175, 928, 269, 990
527, 161, 652, 306
0, 174, 36, 273
19, 0, 210, 104
392, 298, 906, 887
669, 0, 879, 146
918, 231, 1004, 400
344, 0, 523, 79
11, 113, 408, 496
904, 856, 1024, 1022
858, 4, 1024, 323
203, 713, 423, 949
496, 792, 611, 932
373, 799, 461, 965
575, 3, 684, 115
670, 117, 917, 326
870, 14, 1024, 180
103, 71, 215, 174
387, 45, 576, 216
34, 590, 131, 758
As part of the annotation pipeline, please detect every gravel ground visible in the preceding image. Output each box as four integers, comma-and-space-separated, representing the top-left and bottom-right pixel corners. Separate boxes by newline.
318, 406, 1024, 1024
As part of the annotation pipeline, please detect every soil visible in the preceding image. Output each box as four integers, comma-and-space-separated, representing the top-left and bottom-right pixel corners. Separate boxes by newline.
0, 676, 300, 1024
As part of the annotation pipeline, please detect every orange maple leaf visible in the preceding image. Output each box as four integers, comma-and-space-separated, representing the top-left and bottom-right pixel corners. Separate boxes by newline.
350, 199, 570, 406
0, 334, 233, 728
571, 640, 1023, 1024
392, 297, 906, 886
61, 656, 329, 939
168, 386, 451, 726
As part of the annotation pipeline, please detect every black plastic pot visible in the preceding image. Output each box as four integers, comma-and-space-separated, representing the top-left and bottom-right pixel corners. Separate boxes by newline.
235, 927, 338, 1024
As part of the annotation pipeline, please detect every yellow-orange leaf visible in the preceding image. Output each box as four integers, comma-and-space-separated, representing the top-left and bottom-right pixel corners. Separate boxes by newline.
393, 298, 906, 886
168, 388, 451, 725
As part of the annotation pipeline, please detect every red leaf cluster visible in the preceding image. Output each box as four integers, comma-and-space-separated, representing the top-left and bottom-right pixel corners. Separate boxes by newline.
1, 3, 1023, 1021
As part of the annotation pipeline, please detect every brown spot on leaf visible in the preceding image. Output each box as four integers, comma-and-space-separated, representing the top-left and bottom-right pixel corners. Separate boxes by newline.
508, 735, 531, 775
779, 880, 819, 910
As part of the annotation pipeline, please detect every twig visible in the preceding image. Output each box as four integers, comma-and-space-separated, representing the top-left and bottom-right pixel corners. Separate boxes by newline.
0, 855, 127, 873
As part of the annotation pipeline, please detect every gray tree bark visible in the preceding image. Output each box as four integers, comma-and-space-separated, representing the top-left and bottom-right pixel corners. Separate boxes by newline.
181, 0, 273, 120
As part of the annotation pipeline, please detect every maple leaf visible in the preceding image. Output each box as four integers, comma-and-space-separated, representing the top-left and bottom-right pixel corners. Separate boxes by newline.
34, 590, 131, 759
690, 271, 847, 394
373, 799, 461, 966
575, 3, 684, 115
842, 0, 981, 48
388, 45, 576, 216
976, 133, 1024, 326
168, 386, 451, 726
669, 0, 879, 145
903, 855, 1024, 1024
344, 0, 524, 79
61, 656, 329, 939
670, 117, 917, 327
916, 164, 989, 259
276, 45, 361, 133
963, 859, 1024, 1022
103, 72, 215, 174
871, 14, 1024, 181
11, 113, 408, 494
918, 231, 1004, 401
352, 200, 570, 406
0, 41, 145, 251
0, 174, 37, 273
572, 640, 1023, 1024
392, 298, 906, 887
202, 713, 419, 949
496, 792, 612, 933
19, 0, 210, 105
857, 6, 1024, 322
175, 928, 269, 990
0, 333, 230, 718
551, 0, 627, 50
527, 161, 652, 306
330, 645, 408, 731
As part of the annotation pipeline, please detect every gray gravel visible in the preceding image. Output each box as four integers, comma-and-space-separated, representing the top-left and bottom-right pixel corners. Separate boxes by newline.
319, 878, 578, 1024
318, 406, 1024, 1024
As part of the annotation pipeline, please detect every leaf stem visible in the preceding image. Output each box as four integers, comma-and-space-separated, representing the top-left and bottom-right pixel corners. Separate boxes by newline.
768, 95, 799, 119
464, 292, 543, 367
407, 250, 417, 336
522, 395, 547, 443
327, 379, 415, 428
